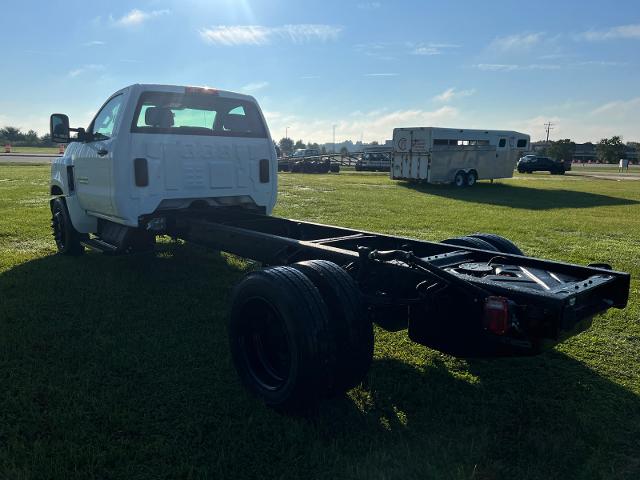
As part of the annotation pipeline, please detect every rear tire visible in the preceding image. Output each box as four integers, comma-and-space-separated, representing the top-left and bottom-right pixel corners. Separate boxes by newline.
51, 197, 84, 256
228, 266, 337, 412
468, 233, 524, 256
441, 236, 500, 251
466, 170, 478, 187
291, 260, 373, 393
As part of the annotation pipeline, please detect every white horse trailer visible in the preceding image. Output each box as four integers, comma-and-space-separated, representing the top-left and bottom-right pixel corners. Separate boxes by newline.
391, 127, 530, 186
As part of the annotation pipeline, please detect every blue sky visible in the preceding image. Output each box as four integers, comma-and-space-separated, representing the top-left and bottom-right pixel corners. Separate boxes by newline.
1, 0, 639, 143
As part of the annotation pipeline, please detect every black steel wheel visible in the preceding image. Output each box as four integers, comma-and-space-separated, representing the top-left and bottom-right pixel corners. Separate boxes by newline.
50, 197, 84, 255
229, 266, 337, 411
291, 260, 373, 394
468, 233, 524, 256
441, 236, 500, 251
453, 171, 467, 187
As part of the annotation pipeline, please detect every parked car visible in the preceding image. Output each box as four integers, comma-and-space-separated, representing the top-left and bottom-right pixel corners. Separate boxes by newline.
517, 155, 566, 174
291, 148, 320, 158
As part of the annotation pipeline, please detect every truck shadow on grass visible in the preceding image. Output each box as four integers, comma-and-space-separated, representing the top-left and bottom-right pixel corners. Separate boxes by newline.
0, 243, 638, 478
400, 181, 638, 210
316, 353, 639, 478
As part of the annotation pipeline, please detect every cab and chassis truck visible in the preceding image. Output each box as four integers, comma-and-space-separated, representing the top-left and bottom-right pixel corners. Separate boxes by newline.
49, 84, 630, 412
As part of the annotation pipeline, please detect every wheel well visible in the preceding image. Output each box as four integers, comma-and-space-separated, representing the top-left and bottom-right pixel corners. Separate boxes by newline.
51, 185, 63, 196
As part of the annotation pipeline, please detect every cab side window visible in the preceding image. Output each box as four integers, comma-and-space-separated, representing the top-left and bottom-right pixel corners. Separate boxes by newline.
90, 95, 124, 140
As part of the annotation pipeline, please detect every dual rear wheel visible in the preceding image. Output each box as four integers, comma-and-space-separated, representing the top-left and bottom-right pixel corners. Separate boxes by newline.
228, 260, 373, 412
441, 232, 524, 255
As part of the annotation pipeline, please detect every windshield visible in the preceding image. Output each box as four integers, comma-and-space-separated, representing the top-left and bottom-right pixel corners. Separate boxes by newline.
131, 91, 267, 138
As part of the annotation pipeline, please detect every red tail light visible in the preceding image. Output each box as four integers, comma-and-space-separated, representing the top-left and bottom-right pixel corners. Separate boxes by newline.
483, 296, 510, 335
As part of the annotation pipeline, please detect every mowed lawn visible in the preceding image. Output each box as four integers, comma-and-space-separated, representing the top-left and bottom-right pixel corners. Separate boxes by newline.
0, 165, 638, 480
1, 146, 60, 154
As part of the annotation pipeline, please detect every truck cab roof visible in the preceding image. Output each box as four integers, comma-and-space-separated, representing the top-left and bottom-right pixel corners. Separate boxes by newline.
112, 84, 257, 103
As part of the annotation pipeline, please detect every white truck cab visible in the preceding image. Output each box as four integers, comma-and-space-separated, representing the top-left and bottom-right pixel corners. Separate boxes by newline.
50, 84, 277, 253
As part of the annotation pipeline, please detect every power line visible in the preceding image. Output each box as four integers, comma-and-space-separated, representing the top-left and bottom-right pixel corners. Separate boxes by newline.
544, 121, 555, 142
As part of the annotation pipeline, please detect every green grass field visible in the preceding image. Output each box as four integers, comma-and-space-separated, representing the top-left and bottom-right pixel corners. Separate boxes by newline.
2, 146, 60, 154
1, 166, 638, 479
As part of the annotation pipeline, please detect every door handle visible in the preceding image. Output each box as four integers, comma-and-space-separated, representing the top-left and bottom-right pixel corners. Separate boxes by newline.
97, 149, 108, 157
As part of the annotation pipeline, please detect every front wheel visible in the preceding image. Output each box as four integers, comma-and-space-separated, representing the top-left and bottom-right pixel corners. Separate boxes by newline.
51, 197, 84, 255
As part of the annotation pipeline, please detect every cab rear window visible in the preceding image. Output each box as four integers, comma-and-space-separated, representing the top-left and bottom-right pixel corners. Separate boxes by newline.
131, 91, 267, 138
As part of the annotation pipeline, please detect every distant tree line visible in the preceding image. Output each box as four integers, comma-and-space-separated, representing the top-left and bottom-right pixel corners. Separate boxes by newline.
276, 138, 378, 157
0, 126, 53, 147
540, 136, 636, 164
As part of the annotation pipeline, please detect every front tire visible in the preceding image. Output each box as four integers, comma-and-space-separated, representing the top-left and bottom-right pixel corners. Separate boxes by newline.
453, 171, 467, 187
51, 197, 84, 255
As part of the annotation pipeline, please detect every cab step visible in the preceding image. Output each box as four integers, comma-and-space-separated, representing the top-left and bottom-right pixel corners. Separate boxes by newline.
81, 237, 119, 253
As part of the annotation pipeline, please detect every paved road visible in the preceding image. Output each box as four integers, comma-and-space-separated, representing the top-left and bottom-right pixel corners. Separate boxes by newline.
567, 171, 640, 181
0, 153, 59, 164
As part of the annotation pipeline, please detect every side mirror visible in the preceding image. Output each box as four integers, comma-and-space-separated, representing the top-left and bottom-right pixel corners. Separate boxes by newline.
50, 114, 70, 143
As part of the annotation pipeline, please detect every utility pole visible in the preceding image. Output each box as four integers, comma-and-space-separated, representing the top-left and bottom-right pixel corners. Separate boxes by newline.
285, 126, 289, 140
332, 124, 336, 154
544, 121, 554, 143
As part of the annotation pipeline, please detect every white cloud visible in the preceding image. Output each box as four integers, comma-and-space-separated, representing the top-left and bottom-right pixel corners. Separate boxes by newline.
475, 63, 560, 71
83, 40, 106, 47
112, 9, 170, 28
411, 42, 460, 55
241, 81, 269, 93
433, 88, 475, 102
363, 73, 398, 77
578, 24, 640, 41
199, 24, 342, 46
572, 60, 629, 67
68, 64, 106, 77
489, 32, 543, 51
590, 97, 640, 117
355, 41, 459, 59
266, 106, 459, 144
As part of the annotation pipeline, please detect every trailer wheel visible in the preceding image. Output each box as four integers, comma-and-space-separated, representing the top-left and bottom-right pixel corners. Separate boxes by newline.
291, 260, 373, 393
51, 197, 85, 256
468, 233, 524, 256
453, 171, 467, 187
466, 170, 478, 187
228, 266, 337, 411
441, 236, 499, 251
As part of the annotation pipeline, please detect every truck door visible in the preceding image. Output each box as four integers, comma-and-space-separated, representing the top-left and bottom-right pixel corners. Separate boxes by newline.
74, 94, 125, 216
